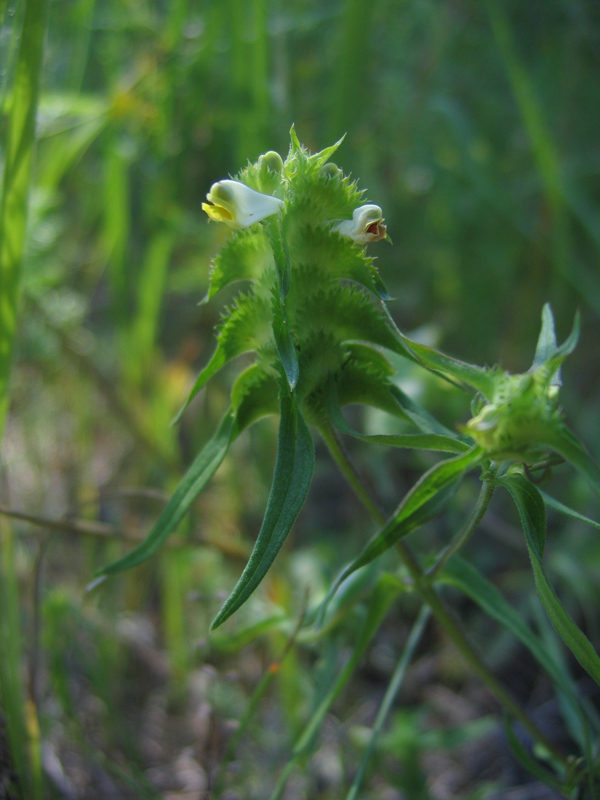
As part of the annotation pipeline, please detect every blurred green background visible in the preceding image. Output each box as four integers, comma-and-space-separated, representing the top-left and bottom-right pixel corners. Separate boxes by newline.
1, 0, 600, 797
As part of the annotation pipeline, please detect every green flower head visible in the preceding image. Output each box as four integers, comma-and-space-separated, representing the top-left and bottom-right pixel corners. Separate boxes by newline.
177, 128, 405, 429
463, 305, 580, 462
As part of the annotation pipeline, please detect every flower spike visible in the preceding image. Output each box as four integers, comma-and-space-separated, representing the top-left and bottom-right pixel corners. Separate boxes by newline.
202, 179, 284, 229
333, 204, 387, 244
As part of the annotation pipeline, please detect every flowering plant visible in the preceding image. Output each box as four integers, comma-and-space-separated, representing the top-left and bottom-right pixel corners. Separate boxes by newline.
96, 131, 600, 797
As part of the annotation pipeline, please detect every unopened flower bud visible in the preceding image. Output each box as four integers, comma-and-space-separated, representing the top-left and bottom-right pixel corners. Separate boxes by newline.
258, 151, 284, 175
320, 162, 343, 180
202, 180, 284, 229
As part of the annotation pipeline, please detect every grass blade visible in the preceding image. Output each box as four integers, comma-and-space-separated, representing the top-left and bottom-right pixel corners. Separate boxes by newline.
270, 573, 401, 800
345, 606, 430, 800
0, 0, 50, 438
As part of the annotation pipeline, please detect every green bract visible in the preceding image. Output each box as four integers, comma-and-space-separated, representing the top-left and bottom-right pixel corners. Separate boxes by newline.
466, 370, 562, 460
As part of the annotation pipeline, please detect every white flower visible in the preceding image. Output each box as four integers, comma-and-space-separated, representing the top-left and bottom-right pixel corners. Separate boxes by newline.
333, 204, 387, 243
202, 180, 284, 229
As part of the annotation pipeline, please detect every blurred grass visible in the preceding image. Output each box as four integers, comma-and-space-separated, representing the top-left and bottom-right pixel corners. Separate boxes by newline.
0, 0, 599, 797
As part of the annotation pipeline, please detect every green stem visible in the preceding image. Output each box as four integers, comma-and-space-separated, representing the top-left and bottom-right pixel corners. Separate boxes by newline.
426, 468, 497, 580
321, 428, 570, 768
318, 420, 387, 523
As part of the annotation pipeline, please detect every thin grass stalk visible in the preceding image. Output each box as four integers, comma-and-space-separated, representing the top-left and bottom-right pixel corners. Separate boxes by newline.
0, 0, 49, 795
0, 0, 50, 438
0, 519, 35, 798
345, 606, 431, 800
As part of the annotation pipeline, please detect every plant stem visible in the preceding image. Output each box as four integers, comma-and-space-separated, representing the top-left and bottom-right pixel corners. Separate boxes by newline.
321, 425, 570, 767
426, 468, 497, 580
318, 421, 387, 522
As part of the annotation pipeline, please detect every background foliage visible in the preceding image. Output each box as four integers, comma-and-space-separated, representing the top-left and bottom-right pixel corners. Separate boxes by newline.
1, 0, 600, 797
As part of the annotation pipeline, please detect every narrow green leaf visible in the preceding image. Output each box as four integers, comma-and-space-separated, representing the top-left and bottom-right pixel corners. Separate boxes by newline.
321, 448, 482, 609
310, 134, 346, 168
394, 334, 498, 399
388, 385, 463, 438
501, 474, 600, 687
96, 408, 237, 576
211, 394, 314, 629
540, 490, 600, 531
289, 124, 302, 153
534, 309, 580, 386
440, 555, 585, 722
531, 303, 558, 372
328, 380, 469, 454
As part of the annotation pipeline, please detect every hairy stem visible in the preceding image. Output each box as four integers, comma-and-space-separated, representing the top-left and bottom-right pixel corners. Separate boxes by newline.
321, 426, 569, 767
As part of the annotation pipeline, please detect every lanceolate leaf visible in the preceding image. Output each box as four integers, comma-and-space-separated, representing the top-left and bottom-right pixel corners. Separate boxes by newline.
327, 380, 469, 454
543, 311, 580, 378
321, 447, 483, 608
531, 305, 580, 388
211, 393, 314, 629
97, 409, 237, 576
531, 303, 558, 372
501, 474, 600, 687
393, 333, 498, 399
440, 556, 586, 719
311, 134, 346, 168
540, 490, 600, 531
388, 384, 464, 438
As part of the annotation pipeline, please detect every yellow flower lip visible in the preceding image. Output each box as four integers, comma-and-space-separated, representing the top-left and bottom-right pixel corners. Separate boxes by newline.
202, 179, 284, 229
333, 204, 387, 244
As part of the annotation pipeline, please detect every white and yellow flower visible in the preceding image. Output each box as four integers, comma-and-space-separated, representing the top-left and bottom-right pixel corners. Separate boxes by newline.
333, 204, 387, 244
202, 180, 284, 229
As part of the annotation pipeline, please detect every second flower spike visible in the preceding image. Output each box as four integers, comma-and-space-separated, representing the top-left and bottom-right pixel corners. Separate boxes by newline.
202, 179, 284, 229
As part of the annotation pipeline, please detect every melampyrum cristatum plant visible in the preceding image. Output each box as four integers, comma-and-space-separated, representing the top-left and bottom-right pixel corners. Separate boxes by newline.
96, 131, 600, 798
